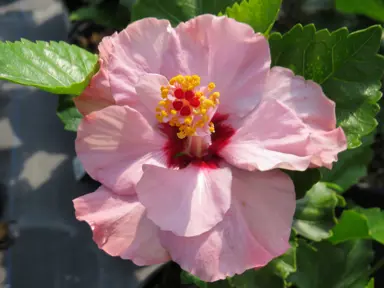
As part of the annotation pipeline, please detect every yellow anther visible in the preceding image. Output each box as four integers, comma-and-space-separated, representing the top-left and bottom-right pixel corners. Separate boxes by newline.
177, 131, 187, 139
156, 107, 162, 112
195, 92, 203, 98
156, 114, 163, 122
203, 114, 209, 122
171, 110, 177, 115
184, 116, 193, 125
161, 100, 171, 109
192, 75, 201, 85
196, 120, 205, 128
169, 116, 180, 127
200, 108, 207, 114
208, 82, 216, 91
182, 83, 190, 90
203, 99, 215, 108
161, 110, 168, 117
209, 122, 215, 133
211, 92, 220, 99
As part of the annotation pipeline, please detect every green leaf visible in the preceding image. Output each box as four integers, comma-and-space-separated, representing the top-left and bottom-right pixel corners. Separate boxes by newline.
222, 0, 282, 34
56, 95, 83, 132
321, 133, 374, 192
289, 240, 374, 288
0, 40, 98, 95
293, 182, 345, 241
336, 0, 384, 22
131, 0, 240, 26
70, 3, 130, 29
181, 271, 207, 287
330, 208, 384, 245
269, 24, 384, 148
229, 267, 284, 288
270, 240, 297, 280
120, 0, 135, 8
366, 278, 375, 288
284, 169, 321, 199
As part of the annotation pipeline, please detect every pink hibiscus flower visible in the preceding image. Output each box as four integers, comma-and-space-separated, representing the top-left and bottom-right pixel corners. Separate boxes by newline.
72, 15, 347, 281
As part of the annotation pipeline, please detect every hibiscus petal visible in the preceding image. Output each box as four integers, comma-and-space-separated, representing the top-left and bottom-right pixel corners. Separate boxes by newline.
135, 73, 170, 121
167, 15, 270, 118
220, 98, 347, 171
107, 18, 172, 106
73, 186, 170, 265
74, 33, 118, 115
265, 67, 337, 131
160, 169, 295, 282
136, 164, 232, 237
76, 105, 167, 195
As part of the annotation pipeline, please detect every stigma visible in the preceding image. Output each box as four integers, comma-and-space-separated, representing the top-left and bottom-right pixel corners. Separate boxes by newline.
155, 75, 220, 139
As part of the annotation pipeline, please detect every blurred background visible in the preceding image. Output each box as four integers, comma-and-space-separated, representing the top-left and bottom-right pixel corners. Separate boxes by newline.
0, 0, 383, 287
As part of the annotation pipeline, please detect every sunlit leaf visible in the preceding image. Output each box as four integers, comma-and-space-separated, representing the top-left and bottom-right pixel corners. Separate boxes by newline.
330, 208, 384, 244
221, 0, 282, 34
0, 40, 98, 95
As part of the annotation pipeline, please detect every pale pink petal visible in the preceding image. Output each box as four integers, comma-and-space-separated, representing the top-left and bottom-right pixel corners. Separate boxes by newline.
98, 32, 117, 58
75, 18, 172, 117
304, 127, 347, 169
74, 34, 118, 115
220, 98, 347, 171
165, 15, 270, 117
160, 169, 295, 282
265, 67, 337, 131
136, 164, 232, 237
135, 73, 169, 123
76, 105, 167, 195
107, 18, 172, 106
73, 186, 170, 265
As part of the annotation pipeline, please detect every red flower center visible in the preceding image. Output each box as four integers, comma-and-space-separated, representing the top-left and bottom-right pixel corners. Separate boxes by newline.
160, 113, 235, 169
